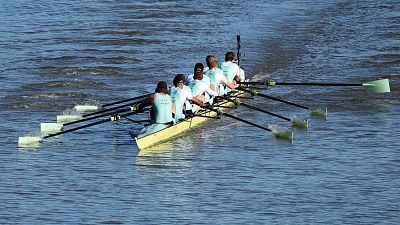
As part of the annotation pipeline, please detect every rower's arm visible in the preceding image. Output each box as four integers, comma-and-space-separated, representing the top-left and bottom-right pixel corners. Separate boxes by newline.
205, 85, 218, 97
137, 94, 154, 112
171, 96, 176, 114
189, 98, 205, 107
221, 75, 237, 90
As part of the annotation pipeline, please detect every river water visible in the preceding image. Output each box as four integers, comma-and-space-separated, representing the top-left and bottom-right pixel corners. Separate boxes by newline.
1, 0, 399, 224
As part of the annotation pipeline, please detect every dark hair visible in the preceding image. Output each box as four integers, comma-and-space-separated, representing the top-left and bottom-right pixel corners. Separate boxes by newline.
173, 74, 185, 87
155, 81, 168, 93
193, 63, 204, 80
225, 52, 235, 61
194, 63, 204, 73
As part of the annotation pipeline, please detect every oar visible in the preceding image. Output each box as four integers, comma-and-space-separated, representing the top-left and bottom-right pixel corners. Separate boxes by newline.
74, 93, 149, 112
57, 99, 145, 123
18, 110, 140, 147
237, 87, 327, 119
237, 35, 241, 67
218, 96, 308, 128
42, 102, 143, 133
238, 78, 391, 93
203, 105, 293, 141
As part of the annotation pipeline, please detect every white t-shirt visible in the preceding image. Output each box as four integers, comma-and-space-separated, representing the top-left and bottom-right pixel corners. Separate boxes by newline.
239, 67, 245, 81
170, 86, 193, 103
221, 61, 241, 79
189, 80, 218, 98
185, 74, 194, 84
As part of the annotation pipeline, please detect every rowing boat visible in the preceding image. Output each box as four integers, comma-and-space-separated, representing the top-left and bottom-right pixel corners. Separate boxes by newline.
134, 90, 247, 150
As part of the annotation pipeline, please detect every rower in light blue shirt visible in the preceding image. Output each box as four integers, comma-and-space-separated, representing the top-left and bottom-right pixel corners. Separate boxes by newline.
136, 81, 174, 138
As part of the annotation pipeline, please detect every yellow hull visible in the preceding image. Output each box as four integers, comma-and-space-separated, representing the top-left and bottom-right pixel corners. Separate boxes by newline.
135, 91, 246, 150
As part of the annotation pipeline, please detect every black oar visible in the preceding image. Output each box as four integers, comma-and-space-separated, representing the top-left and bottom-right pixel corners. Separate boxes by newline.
44, 100, 145, 133
218, 96, 308, 128
237, 87, 327, 119
237, 35, 241, 67
203, 105, 293, 141
238, 78, 390, 93
57, 97, 147, 123
19, 110, 140, 147
73, 93, 149, 112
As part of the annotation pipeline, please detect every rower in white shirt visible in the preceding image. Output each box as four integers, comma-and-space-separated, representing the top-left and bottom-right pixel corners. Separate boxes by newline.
169, 74, 204, 121
204, 56, 237, 96
188, 63, 218, 112
218, 51, 242, 82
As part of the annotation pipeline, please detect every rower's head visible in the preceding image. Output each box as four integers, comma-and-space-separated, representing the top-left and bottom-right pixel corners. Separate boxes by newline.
155, 81, 168, 94
205, 55, 214, 67
207, 56, 218, 69
193, 63, 204, 80
225, 52, 235, 62
173, 74, 185, 89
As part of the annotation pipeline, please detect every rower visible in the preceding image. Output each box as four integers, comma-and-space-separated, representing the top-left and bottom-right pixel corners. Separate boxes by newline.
204, 56, 237, 96
185, 55, 211, 84
169, 74, 204, 121
218, 51, 242, 83
188, 63, 218, 111
136, 81, 175, 137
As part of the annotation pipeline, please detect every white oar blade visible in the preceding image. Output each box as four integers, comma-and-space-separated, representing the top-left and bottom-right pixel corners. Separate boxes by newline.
40, 123, 63, 133
18, 136, 42, 147
74, 105, 100, 112
363, 79, 390, 93
57, 115, 82, 123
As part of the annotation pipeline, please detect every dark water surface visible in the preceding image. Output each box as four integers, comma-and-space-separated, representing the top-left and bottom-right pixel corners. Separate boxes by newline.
1, 0, 399, 224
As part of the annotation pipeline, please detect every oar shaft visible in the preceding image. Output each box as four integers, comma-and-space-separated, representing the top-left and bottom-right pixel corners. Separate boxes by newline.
101, 94, 148, 108
239, 81, 362, 87
222, 111, 272, 132
220, 95, 291, 121
240, 102, 290, 121
204, 106, 272, 132
238, 88, 309, 110
64, 107, 130, 126
44, 118, 111, 139
274, 82, 362, 86
237, 35, 241, 67
44, 111, 138, 139
83, 99, 142, 118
